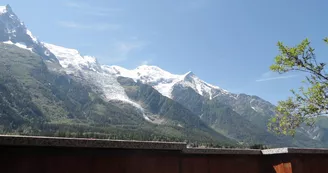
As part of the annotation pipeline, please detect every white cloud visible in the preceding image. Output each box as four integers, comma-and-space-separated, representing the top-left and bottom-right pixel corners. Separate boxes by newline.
58, 21, 121, 31
64, 1, 122, 16
256, 75, 298, 82
99, 40, 148, 64
256, 71, 298, 82
141, 59, 153, 65
141, 60, 149, 65
117, 41, 146, 55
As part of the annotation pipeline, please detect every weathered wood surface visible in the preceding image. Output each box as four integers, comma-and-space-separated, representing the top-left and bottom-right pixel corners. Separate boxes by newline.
1, 135, 328, 173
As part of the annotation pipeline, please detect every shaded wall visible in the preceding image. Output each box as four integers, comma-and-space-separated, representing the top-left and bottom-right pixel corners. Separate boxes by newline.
290, 155, 328, 173
1, 145, 328, 173
262, 154, 328, 173
0, 145, 266, 173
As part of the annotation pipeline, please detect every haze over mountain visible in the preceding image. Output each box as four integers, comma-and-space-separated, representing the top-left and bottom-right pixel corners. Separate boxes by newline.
1, 4, 328, 147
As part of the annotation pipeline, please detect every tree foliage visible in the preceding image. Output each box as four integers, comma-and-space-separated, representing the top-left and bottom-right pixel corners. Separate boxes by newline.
268, 38, 328, 136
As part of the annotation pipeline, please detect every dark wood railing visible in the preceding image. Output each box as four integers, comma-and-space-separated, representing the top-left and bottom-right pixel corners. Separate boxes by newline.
0, 135, 327, 173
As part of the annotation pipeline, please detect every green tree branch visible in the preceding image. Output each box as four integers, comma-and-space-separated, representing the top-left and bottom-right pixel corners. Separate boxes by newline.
268, 38, 328, 136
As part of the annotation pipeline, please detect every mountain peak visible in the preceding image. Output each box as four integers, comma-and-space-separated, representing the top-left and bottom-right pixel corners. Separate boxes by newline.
0, 5, 58, 62
184, 71, 195, 77
183, 71, 197, 83
5, 4, 12, 11
0, 4, 12, 14
104, 64, 229, 99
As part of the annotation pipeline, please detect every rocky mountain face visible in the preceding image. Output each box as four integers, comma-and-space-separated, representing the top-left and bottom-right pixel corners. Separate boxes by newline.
0, 5, 58, 62
106, 65, 326, 147
0, 4, 328, 147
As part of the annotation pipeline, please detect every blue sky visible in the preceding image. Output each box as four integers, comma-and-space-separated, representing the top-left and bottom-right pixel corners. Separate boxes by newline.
3, 0, 328, 104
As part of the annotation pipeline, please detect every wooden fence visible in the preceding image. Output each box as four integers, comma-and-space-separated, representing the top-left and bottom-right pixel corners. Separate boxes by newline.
0, 135, 327, 173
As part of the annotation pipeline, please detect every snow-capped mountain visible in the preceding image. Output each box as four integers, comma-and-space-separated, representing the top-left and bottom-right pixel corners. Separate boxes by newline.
0, 4, 231, 107
0, 4, 278, 126
2, 4, 328, 147
103, 65, 230, 100
0, 5, 147, 118
43, 43, 101, 72
42, 42, 101, 72
0, 3, 274, 121
0, 5, 57, 62
42, 43, 149, 119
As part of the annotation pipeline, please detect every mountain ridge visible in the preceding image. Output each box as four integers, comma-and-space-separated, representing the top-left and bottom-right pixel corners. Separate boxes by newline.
1, 4, 328, 147
0, 5, 58, 63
